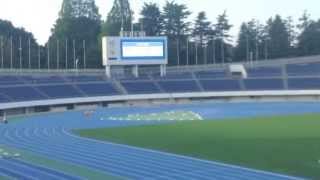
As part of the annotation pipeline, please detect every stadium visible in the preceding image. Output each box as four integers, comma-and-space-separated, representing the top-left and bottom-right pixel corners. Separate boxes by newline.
1, 0, 320, 180
1, 53, 320, 179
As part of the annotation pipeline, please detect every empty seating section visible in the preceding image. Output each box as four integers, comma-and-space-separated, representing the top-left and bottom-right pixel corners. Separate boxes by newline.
153, 72, 193, 80
67, 75, 105, 82
195, 71, 226, 79
158, 80, 200, 93
0, 94, 10, 103
288, 78, 320, 90
286, 63, 320, 76
122, 81, 160, 94
247, 67, 282, 77
1, 61, 320, 104
200, 79, 241, 91
244, 78, 284, 90
37, 85, 82, 98
0, 86, 44, 101
20, 76, 66, 84
77, 83, 119, 96
0, 76, 24, 85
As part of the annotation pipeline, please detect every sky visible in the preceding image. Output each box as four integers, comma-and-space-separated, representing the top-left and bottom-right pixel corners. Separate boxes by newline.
0, 0, 319, 45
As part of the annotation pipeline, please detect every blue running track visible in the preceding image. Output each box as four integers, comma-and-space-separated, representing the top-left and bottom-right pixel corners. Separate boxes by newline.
1, 102, 319, 180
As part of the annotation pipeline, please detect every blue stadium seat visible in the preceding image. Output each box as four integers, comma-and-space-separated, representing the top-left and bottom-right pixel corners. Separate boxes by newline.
0, 94, 10, 103
37, 85, 83, 98
247, 67, 282, 77
158, 80, 200, 93
67, 75, 106, 82
244, 78, 284, 90
288, 78, 320, 90
0, 76, 25, 85
20, 76, 66, 84
0, 86, 45, 101
287, 63, 320, 76
76, 83, 119, 96
200, 79, 241, 91
195, 71, 226, 79
153, 72, 193, 80
121, 81, 160, 94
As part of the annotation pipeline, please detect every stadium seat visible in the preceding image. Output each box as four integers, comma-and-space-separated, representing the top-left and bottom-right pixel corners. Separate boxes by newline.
0, 86, 45, 101
121, 81, 160, 94
76, 83, 119, 96
200, 79, 241, 91
37, 85, 83, 98
244, 78, 284, 90
288, 77, 320, 90
158, 80, 200, 93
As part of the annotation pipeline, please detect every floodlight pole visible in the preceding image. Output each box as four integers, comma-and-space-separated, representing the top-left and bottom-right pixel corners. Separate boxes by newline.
186, 36, 189, 66
195, 41, 198, 65
73, 40, 76, 69
19, 36, 22, 70
255, 36, 259, 62
65, 39, 68, 69
0, 36, 3, 68
38, 45, 41, 69
246, 34, 249, 63
10, 37, 13, 69
57, 39, 60, 69
176, 38, 180, 66
28, 38, 31, 69
212, 37, 216, 64
265, 39, 268, 60
83, 40, 86, 69
47, 41, 50, 70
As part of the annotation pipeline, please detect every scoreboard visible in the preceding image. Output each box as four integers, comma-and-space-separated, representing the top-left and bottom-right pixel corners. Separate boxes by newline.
102, 37, 168, 66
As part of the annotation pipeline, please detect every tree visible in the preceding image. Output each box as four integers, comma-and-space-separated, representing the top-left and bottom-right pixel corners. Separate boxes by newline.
298, 20, 320, 56
297, 10, 312, 31
192, 12, 213, 64
140, 3, 162, 36
193, 12, 212, 46
103, 0, 133, 36
235, 19, 265, 62
265, 15, 290, 59
214, 11, 233, 63
162, 1, 191, 65
50, 0, 101, 68
0, 19, 39, 69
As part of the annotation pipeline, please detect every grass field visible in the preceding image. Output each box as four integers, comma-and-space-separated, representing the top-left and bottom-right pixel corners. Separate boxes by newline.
77, 114, 320, 179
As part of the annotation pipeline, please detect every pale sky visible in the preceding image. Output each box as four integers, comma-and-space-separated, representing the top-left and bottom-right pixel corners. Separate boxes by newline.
0, 0, 319, 45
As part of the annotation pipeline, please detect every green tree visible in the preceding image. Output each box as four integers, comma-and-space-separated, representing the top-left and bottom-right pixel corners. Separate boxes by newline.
50, 0, 101, 68
0, 19, 39, 69
193, 12, 212, 46
140, 3, 162, 36
235, 20, 264, 62
162, 1, 191, 65
298, 20, 320, 56
265, 15, 290, 59
192, 11, 213, 64
214, 11, 233, 63
103, 0, 133, 36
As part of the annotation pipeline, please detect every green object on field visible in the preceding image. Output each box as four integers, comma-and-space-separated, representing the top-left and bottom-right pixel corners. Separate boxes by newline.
77, 114, 320, 179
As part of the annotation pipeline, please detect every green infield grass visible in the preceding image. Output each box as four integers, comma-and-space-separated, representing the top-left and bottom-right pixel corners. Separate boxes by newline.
77, 114, 320, 179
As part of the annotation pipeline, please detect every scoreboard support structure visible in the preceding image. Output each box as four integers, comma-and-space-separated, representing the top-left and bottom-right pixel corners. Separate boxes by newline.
102, 36, 168, 78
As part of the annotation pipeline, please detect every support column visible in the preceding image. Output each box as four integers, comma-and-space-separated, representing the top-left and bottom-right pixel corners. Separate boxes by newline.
105, 65, 111, 78
132, 65, 139, 78
160, 64, 167, 77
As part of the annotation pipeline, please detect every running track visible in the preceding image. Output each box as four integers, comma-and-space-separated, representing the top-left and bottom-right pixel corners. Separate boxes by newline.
1, 102, 317, 180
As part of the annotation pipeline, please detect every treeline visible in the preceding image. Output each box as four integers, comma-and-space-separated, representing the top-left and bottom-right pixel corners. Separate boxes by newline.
0, 0, 320, 69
